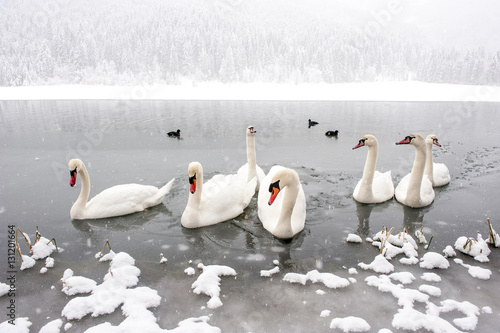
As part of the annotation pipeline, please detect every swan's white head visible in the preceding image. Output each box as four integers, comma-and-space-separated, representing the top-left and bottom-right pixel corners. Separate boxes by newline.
246, 125, 256, 136
268, 168, 298, 205
68, 159, 82, 187
187, 162, 202, 194
396, 133, 425, 148
426, 134, 441, 147
353, 134, 378, 150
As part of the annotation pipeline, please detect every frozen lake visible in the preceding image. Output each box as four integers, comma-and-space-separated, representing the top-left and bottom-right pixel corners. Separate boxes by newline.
1, 100, 499, 332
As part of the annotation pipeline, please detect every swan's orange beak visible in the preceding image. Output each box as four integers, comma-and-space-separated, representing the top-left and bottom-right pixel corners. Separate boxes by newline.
396, 136, 413, 145
432, 138, 441, 147
268, 180, 281, 205
70, 168, 77, 187
189, 174, 197, 194
353, 139, 366, 150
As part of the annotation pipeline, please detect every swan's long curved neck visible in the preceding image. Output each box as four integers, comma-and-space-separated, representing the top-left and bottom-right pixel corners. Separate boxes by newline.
407, 145, 426, 203
274, 175, 299, 238
424, 141, 434, 185
246, 134, 257, 182
361, 144, 378, 189
75, 163, 91, 210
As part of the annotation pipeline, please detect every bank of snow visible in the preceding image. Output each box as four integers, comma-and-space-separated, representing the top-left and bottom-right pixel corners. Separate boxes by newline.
1, 81, 499, 102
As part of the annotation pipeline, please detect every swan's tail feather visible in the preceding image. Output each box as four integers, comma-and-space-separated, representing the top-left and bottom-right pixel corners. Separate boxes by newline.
159, 178, 175, 196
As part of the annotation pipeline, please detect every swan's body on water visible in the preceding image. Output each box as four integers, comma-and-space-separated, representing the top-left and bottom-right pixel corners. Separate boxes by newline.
424, 134, 451, 187
69, 159, 175, 220
258, 166, 306, 239
352, 134, 394, 204
181, 161, 257, 228
237, 125, 266, 191
395, 134, 435, 208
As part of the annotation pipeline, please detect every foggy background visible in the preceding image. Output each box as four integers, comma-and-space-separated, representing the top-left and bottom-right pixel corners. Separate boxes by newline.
1, 0, 499, 86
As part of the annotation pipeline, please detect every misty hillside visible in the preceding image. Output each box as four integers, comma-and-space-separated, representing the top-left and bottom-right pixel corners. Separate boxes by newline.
0, 0, 498, 86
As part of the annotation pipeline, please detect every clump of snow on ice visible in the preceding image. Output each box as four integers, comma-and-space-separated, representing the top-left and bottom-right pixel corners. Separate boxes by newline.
453, 258, 492, 280
329, 316, 371, 332
482, 306, 492, 314
64, 323, 72, 331
45, 257, 55, 268
320, 310, 331, 317
283, 270, 350, 289
0, 317, 32, 332
365, 275, 429, 307
62, 252, 142, 320
40, 267, 48, 274
419, 252, 450, 269
191, 263, 237, 309
421, 272, 441, 283
438, 299, 480, 331
316, 289, 326, 295
371, 228, 419, 263
442, 245, 456, 258
348, 268, 358, 275
184, 267, 196, 276
399, 256, 419, 265
419, 284, 442, 297
159, 253, 167, 264
415, 228, 427, 244
388, 272, 415, 285
273, 259, 280, 266
60, 268, 97, 296
20, 255, 36, 271
358, 254, 394, 273
31, 237, 57, 260
0, 283, 9, 297
454, 233, 491, 262
346, 233, 363, 243
260, 266, 279, 277
39, 319, 62, 333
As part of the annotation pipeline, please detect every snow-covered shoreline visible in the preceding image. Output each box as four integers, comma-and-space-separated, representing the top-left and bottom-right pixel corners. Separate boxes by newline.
1, 81, 499, 102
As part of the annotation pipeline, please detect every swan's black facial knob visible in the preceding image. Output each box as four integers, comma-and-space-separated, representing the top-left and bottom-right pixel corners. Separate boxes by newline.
189, 174, 197, 194
70, 168, 77, 187
268, 180, 281, 205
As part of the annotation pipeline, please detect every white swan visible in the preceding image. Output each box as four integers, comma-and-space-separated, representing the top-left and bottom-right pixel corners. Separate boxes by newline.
237, 125, 266, 191
352, 134, 394, 204
395, 134, 435, 208
424, 134, 451, 187
258, 166, 306, 239
181, 161, 257, 228
69, 159, 175, 220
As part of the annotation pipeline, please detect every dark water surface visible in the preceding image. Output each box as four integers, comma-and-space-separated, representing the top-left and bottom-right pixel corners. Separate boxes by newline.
0, 100, 499, 332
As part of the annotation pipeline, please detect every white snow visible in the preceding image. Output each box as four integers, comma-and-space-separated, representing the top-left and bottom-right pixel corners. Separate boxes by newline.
31, 237, 57, 260
358, 254, 394, 274
454, 258, 492, 280
316, 289, 326, 295
260, 266, 280, 277
191, 263, 237, 309
455, 234, 491, 262
0, 317, 32, 332
421, 272, 442, 283
20, 255, 36, 270
346, 233, 363, 243
329, 316, 371, 332
2, 82, 499, 102
0, 283, 10, 297
320, 310, 331, 317
418, 284, 442, 297
365, 275, 429, 307
184, 267, 196, 276
283, 270, 350, 289
419, 252, 450, 270
60, 269, 98, 296
45, 257, 55, 268
39, 319, 63, 333
442, 245, 456, 258
389, 272, 416, 285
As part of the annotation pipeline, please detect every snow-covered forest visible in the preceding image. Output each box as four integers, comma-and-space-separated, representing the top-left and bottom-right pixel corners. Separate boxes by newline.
1, 0, 499, 86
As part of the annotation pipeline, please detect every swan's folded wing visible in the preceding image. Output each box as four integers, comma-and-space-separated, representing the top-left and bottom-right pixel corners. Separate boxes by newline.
433, 163, 451, 186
